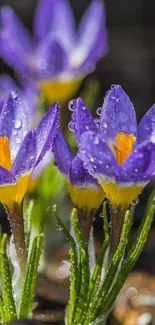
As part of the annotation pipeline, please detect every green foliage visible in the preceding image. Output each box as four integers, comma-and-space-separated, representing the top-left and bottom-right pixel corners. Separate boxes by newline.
55, 190, 155, 325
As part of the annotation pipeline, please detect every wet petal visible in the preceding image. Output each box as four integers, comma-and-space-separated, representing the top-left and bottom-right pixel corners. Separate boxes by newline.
12, 130, 37, 178
36, 102, 60, 166
53, 128, 74, 177
0, 74, 19, 111
69, 97, 97, 144
35, 37, 68, 78
70, 0, 107, 72
79, 131, 119, 180
69, 154, 99, 187
0, 91, 29, 159
118, 142, 155, 184
34, 0, 75, 49
100, 85, 137, 141
137, 104, 155, 144
0, 166, 16, 185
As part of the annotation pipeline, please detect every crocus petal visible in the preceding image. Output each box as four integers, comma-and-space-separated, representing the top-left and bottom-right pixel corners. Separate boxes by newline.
0, 91, 29, 159
100, 85, 137, 141
12, 130, 37, 178
0, 74, 18, 91
35, 102, 60, 166
137, 104, 155, 144
35, 37, 68, 78
34, 0, 75, 49
69, 97, 97, 144
1, 6, 32, 51
70, 0, 107, 72
0, 166, 16, 186
0, 74, 19, 111
69, 154, 99, 187
0, 6, 32, 74
53, 128, 74, 177
118, 142, 155, 184
0, 30, 31, 75
79, 131, 119, 180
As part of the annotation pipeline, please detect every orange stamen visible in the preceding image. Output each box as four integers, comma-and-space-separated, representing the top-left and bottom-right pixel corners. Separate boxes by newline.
0, 136, 12, 171
111, 132, 136, 165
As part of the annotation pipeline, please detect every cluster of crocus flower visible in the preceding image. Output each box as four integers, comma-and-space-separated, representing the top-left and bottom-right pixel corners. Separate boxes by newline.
0, 83, 155, 271
53, 85, 155, 245
0, 0, 107, 104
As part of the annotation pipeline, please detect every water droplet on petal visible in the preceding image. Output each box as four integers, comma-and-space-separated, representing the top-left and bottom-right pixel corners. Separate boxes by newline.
68, 99, 76, 111
10, 91, 18, 99
68, 121, 75, 131
16, 137, 21, 144
96, 107, 102, 116
14, 118, 22, 129
12, 129, 17, 136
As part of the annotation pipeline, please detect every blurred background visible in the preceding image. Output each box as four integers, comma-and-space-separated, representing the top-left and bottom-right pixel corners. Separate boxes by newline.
1, 1, 155, 324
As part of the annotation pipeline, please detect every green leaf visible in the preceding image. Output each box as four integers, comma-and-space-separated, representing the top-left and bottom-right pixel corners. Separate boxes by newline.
52, 205, 79, 325
0, 295, 6, 322
0, 234, 17, 322
20, 234, 43, 319
99, 194, 155, 317
87, 209, 131, 323
70, 209, 90, 324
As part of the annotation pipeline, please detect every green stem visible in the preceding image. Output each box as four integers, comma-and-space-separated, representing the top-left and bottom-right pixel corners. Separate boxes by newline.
5, 202, 26, 277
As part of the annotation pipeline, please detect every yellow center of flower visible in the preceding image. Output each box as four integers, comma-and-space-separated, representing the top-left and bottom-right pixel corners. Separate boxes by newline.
39, 78, 81, 103
0, 136, 30, 206
66, 181, 105, 210
99, 132, 144, 206
111, 132, 136, 165
0, 136, 12, 170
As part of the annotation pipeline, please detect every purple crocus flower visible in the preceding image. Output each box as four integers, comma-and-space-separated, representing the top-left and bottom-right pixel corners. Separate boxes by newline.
0, 0, 107, 103
53, 127, 104, 240
0, 74, 54, 192
0, 74, 40, 126
0, 90, 59, 206
0, 90, 59, 272
71, 85, 155, 208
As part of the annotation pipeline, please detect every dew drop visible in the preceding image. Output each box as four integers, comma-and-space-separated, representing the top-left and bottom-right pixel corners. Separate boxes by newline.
96, 107, 102, 116
68, 121, 75, 131
68, 99, 76, 111
12, 129, 17, 136
14, 118, 22, 129
16, 137, 21, 144
10, 91, 18, 99
131, 197, 139, 206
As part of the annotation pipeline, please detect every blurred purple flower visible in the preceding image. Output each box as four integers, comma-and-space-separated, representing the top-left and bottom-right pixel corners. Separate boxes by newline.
69, 86, 155, 207
53, 127, 104, 240
0, 0, 108, 102
0, 90, 59, 205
